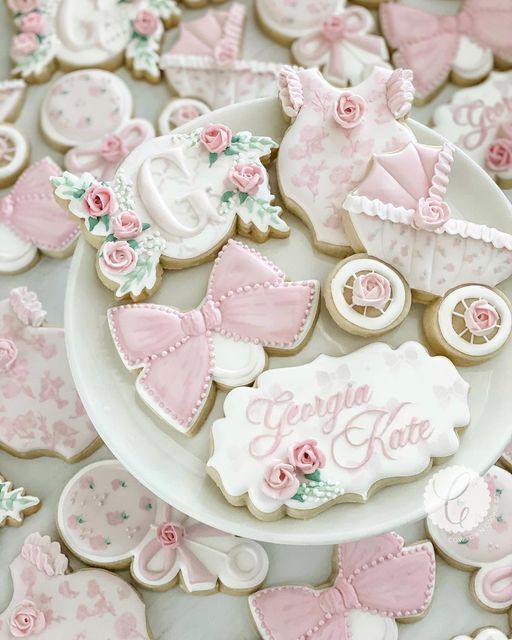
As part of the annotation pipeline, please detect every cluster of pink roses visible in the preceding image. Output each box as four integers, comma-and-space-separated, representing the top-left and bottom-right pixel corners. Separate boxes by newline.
262, 439, 326, 500
9, 0, 48, 59
133, 9, 159, 38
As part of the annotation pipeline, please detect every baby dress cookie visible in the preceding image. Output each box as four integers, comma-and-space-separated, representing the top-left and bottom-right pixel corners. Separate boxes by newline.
0, 532, 151, 639
277, 65, 415, 257
249, 533, 436, 639
0, 287, 100, 462
0, 158, 80, 273
58, 459, 269, 594
8, 0, 181, 84
328, 141, 512, 365
160, 4, 296, 110
41, 69, 154, 181
208, 340, 469, 520
52, 125, 287, 301
380, 1, 512, 104
452, 631, 512, 640
0, 474, 40, 528
433, 72, 512, 189
108, 239, 319, 436
158, 98, 211, 135
0, 79, 29, 189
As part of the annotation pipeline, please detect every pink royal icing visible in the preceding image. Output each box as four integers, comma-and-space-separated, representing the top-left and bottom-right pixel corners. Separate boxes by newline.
352, 272, 391, 309
464, 299, 500, 336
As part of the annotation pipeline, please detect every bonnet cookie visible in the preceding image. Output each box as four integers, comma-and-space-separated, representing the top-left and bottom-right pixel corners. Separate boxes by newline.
433, 72, 512, 189
0, 287, 100, 462
208, 340, 469, 520
58, 459, 269, 594
41, 69, 154, 180
0, 474, 40, 528
277, 65, 415, 257
108, 239, 319, 436
427, 465, 512, 615
0, 79, 29, 189
52, 125, 287, 301
158, 98, 211, 135
7, 0, 181, 84
0, 532, 151, 639
380, 1, 512, 104
249, 533, 436, 639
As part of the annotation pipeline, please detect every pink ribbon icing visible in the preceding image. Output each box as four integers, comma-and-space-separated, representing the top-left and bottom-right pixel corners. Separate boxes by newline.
0, 158, 79, 251
380, 0, 512, 98
482, 565, 512, 605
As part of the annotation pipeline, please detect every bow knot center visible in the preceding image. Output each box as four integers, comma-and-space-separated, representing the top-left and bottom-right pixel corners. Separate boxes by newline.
319, 578, 359, 615
156, 521, 186, 549
440, 11, 472, 34
180, 300, 222, 336
322, 13, 363, 41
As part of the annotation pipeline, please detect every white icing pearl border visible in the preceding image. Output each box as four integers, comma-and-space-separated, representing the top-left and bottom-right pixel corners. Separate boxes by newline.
0, 124, 27, 183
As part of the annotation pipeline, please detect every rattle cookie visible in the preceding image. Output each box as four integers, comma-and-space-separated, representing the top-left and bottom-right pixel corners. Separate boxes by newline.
249, 533, 436, 639
58, 459, 269, 594
0, 287, 100, 462
52, 125, 287, 301
0, 532, 151, 640
108, 239, 319, 436
208, 340, 469, 520
41, 69, 154, 180
0, 79, 29, 189
158, 98, 211, 134
7, 0, 181, 84
0, 474, 40, 528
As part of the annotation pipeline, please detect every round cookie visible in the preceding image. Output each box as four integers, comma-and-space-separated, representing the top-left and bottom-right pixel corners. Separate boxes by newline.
158, 98, 211, 135
0, 123, 29, 189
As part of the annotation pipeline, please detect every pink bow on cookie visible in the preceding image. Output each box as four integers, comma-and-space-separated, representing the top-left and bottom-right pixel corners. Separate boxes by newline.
380, 0, 512, 99
0, 158, 79, 252
481, 565, 512, 607
249, 533, 435, 640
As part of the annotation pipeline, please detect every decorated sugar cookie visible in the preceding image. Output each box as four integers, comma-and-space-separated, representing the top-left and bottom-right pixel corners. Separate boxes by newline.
0, 475, 40, 528
249, 533, 436, 639
502, 440, 512, 471
158, 98, 211, 134
452, 631, 511, 640
0, 158, 80, 273
0, 287, 100, 462
433, 72, 512, 189
52, 125, 287, 301
0, 79, 29, 189
428, 466, 512, 615
0, 532, 151, 639
380, 1, 512, 104
8, 0, 181, 84
108, 239, 319, 436
256, 0, 341, 43
160, 4, 295, 109
328, 141, 512, 365
41, 70, 154, 181
58, 459, 269, 593
277, 65, 415, 256
208, 341, 470, 520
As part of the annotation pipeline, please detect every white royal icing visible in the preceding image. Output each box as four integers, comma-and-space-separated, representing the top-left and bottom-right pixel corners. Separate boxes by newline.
256, 0, 341, 42
0, 124, 28, 184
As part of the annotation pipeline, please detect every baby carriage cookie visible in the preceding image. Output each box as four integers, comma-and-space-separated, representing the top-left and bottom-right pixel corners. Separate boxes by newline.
326, 141, 512, 365
277, 65, 415, 257
0, 79, 29, 189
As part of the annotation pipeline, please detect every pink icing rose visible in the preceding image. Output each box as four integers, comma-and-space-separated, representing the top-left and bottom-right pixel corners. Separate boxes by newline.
156, 522, 185, 548
111, 210, 142, 240
352, 273, 392, 309
229, 162, 265, 195
83, 185, 117, 218
101, 241, 138, 275
9, 600, 46, 637
464, 299, 500, 337
7, 0, 39, 13
288, 439, 326, 474
333, 92, 366, 129
172, 105, 200, 126
486, 139, 512, 172
0, 338, 18, 371
133, 10, 158, 37
322, 15, 349, 41
10, 32, 38, 58
262, 461, 300, 500
19, 12, 46, 34
412, 197, 450, 231
101, 134, 127, 163
200, 124, 232, 153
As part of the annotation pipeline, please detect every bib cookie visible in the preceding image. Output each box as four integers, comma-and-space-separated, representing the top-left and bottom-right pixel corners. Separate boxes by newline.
0, 475, 40, 528
0, 79, 29, 189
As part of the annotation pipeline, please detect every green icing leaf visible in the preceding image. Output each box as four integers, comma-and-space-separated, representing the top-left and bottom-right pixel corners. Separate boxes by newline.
304, 470, 321, 482
106, 234, 116, 243
142, 222, 151, 231
100, 215, 111, 231
239, 192, 249, 204
221, 191, 235, 203
209, 152, 218, 167
127, 239, 139, 250
224, 147, 237, 156
88, 217, 100, 232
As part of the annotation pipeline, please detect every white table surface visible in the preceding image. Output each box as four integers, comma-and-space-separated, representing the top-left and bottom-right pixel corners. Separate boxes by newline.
0, 1, 511, 638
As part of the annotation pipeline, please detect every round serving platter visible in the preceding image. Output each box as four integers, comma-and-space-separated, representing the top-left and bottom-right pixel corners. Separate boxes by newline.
66, 97, 512, 545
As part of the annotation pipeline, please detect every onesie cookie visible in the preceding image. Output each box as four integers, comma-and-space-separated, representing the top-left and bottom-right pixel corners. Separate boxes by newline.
8, 0, 181, 84
158, 98, 211, 135
427, 466, 512, 615
0, 287, 100, 462
208, 340, 469, 520
277, 65, 415, 256
0, 475, 40, 528
433, 72, 512, 189
58, 459, 269, 594
52, 125, 287, 301
249, 533, 436, 639
380, 1, 512, 104
41, 69, 154, 180
0, 532, 152, 640
0, 79, 29, 188
0, 158, 80, 273
108, 239, 319, 436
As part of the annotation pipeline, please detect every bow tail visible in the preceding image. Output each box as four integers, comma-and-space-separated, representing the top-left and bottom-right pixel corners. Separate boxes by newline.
480, 564, 512, 606
177, 544, 218, 586
136, 538, 179, 583
379, 4, 443, 47
472, 10, 512, 62
65, 145, 108, 176
291, 32, 331, 67
327, 36, 387, 86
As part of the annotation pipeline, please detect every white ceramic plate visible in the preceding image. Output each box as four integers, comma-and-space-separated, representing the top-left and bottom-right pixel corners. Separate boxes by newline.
66, 97, 512, 545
